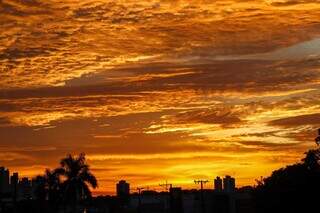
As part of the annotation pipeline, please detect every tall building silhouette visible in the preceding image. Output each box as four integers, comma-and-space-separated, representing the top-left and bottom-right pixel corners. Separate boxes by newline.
214, 176, 223, 191
117, 180, 130, 205
11, 172, 19, 202
117, 180, 130, 197
10, 172, 19, 186
19, 177, 32, 200
223, 175, 235, 193
0, 167, 10, 194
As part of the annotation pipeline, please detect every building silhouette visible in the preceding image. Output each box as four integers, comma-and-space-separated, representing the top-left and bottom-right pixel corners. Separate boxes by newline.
10, 173, 18, 189
0, 167, 10, 194
117, 180, 130, 197
116, 180, 130, 205
18, 177, 32, 200
10, 172, 18, 203
0, 167, 35, 202
214, 176, 223, 191
223, 176, 235, 193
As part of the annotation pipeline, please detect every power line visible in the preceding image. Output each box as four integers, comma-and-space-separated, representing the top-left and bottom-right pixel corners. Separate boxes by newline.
159, 180, 172, 191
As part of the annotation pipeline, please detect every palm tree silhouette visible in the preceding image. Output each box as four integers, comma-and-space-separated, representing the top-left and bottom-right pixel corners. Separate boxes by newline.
57, 153, 97, 212
34, 169, 61, 212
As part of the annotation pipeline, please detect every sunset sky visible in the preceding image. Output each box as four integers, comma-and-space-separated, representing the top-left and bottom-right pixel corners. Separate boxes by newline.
1, 0, 320, 195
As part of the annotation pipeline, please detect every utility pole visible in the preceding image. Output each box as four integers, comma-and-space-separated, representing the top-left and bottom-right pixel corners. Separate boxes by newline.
159, 181, 173, 213
194, 180, 208, 213
137, 187, 144, 213
159, 180, 172, 191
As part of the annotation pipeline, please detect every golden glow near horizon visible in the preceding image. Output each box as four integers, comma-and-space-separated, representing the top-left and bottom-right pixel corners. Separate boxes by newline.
1, 0, 320, 195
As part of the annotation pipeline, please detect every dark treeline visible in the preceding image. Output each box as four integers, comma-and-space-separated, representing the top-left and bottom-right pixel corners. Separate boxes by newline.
253, 148, 320, 213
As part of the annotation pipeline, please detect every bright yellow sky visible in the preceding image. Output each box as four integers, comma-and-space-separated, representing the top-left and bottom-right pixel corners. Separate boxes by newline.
0, 0, 320, 195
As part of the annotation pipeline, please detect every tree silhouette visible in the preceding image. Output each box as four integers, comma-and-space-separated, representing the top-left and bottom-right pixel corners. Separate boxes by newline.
34, 169, 61, 212
254, 148, 320, 213
302, 149, 320, 170
57, 153, 97, 211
